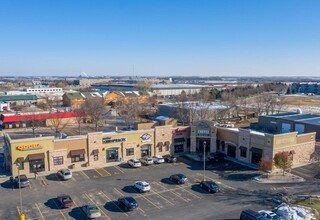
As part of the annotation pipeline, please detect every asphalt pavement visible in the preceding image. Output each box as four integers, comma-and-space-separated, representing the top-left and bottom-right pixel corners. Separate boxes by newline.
1, 158, 319, 220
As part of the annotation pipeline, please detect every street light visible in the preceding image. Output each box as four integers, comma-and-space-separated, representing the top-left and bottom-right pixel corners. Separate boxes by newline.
16, 163, 25, 220
203, 141, 206, 181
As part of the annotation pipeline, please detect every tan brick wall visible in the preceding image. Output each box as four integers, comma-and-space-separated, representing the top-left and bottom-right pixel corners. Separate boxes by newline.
134, 122, 158, 130
154, 125, 173, 156
48, 149, 68, 171
122, 142, 138, 161
87, 132, 105, 167
273, 141, 315, 167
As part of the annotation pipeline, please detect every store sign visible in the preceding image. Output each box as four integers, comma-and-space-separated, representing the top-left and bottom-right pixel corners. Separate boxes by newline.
103, 138, 127, 144
172, 129, 187, 134
17, 143, 43, 151
141, 133, 152, 142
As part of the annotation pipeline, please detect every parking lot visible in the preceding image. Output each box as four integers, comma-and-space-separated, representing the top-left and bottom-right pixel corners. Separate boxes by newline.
0, 158, 277, 220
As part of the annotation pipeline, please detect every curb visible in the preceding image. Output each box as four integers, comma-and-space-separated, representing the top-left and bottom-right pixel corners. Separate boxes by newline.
253, 176, 305, 184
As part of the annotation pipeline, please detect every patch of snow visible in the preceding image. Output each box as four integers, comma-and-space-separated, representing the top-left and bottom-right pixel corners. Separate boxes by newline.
274, 203, 316, 220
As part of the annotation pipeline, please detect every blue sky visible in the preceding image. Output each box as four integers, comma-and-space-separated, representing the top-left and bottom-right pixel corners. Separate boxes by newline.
1, 0, 320, 77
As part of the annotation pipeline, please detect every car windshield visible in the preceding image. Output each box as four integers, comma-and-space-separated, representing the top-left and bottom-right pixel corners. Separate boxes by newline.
64, 172, 71, 175
147, 158, 153, 161
177, 174, 186, 178
89, 206, 99, 211
143, 183, 149, 187
62, 197, 72, 202
126, 197, 136, 203
134, 161, 140, 163
19, 175, 28, 181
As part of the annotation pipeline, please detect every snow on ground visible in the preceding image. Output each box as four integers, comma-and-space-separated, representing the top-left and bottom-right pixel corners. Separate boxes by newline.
274, 203, 316, 220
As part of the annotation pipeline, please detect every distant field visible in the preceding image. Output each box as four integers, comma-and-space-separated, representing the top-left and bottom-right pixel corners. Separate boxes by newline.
283, 95, 320, 106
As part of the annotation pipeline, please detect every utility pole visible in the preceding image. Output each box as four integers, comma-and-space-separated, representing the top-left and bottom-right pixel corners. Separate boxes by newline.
17, 163, 25, 220
203, 141, 206, 181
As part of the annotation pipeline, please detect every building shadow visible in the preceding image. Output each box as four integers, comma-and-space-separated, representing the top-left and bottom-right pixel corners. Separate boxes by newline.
224, 173, 260, 181
118, 163, 134, 169
0, 180, 15, 189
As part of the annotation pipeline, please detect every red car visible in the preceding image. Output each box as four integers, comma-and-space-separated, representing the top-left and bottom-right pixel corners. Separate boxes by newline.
57, 194, 74, 208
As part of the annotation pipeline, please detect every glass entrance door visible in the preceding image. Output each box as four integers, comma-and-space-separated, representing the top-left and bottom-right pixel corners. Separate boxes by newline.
141, 145, 151, 157
29, 159, 45, 173
106, 149, 119, 162
197, 139, 210, 152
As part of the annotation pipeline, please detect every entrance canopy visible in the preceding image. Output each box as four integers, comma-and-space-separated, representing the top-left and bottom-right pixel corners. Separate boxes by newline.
28, 153, 45, 160
70, 149, 85, 156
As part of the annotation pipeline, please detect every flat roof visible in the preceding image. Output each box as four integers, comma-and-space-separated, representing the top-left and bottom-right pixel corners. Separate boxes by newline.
96, 83, 207, 89
262, 112, 320, 126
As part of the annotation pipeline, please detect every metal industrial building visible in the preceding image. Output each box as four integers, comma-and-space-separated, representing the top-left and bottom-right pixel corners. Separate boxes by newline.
252, 110, 320, 140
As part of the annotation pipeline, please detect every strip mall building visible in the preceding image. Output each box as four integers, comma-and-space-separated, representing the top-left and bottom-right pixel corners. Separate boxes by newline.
3, 118, 317, 176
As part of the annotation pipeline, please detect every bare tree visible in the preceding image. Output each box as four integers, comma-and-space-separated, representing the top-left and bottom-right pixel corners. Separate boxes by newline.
173, 91, 190, 125
74, 107, 86, 135
23, 111, 45, 137
47, 113, 70, 137
83, 96, 106, 131
135, 80, 153, 92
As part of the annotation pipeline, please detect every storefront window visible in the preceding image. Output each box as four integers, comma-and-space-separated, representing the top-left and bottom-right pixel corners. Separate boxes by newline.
159, 145, 163, 152
71, 154, 85, 162
107, 149, 119, 162
94, 154, 99, 161
53, 156, 64, 165
240, 147, 247, 158
126, 148, 134, 156
165, 144, 169, 151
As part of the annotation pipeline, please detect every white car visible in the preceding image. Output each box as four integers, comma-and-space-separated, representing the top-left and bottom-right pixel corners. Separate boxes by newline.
134, 181, 151, 193
57, 169, 72, 180
140, 157, 154, 166
82, 204, 101, 219
152, 155, 165, 164
128, 159, 141, 168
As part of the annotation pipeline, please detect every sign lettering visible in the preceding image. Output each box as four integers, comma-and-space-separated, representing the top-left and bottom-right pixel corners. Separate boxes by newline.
17, 143, 42, 151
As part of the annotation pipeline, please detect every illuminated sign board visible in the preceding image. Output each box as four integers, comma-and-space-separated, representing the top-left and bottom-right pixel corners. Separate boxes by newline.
103, 138, 127, 144
141, 133, 152, 142
16, 143, 43, 151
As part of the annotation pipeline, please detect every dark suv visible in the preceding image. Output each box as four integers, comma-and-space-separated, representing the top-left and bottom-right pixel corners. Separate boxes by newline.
199, 181, 220, 193
240, 209, 268, 220
169, 174, 188, 184
163, 155, 177, 163
118, 197, 138, 211
208, 152, 225, 162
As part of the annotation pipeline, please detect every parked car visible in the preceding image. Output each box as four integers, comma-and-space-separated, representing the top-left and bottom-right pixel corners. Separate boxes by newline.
14, 175, 30, 188
163, 155, 177, 163
128, 159, 141, 168
140, 157, 154, 166
208, 152, 226, 162
57, 169, 72, 180
82, 204, 101, 219
134, 181, 151, 193
152, 155, 164, 164
258, 210, 282, 220
199, 181, 220, 193
169, 174, 188, 184
57, 194, 74, 208
118, 197, 138, 211
240, 209, 268, 220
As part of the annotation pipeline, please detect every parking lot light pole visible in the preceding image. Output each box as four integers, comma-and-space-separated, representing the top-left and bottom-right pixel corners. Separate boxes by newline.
16, 163, 25, 220
203, 141, 206, 181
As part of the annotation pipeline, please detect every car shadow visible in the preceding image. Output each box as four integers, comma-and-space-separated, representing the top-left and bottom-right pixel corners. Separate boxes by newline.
68, 207, 85, 219
45, 173, 61, 182
190, 184, 208, 194
122, 185, 138, 194
44, 198, 61, 210
103, 201, 124, 213
160, 178, 176, 185
0, 180, 15, 189
118, 164, 134, 169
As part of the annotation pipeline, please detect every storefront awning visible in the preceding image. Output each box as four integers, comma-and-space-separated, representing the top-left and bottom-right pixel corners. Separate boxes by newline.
16, 157, 24, 163
239, 146, 247, 150
92, 149, 99, 155
70, 149, 85, 156
250, 147, 262, 154
157, 142, 163, 147
174, 138, 185, 142
28, 153, 45, 160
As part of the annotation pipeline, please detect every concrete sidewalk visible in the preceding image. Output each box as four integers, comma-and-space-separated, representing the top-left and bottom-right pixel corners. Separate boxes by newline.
253, 171, 305, 183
